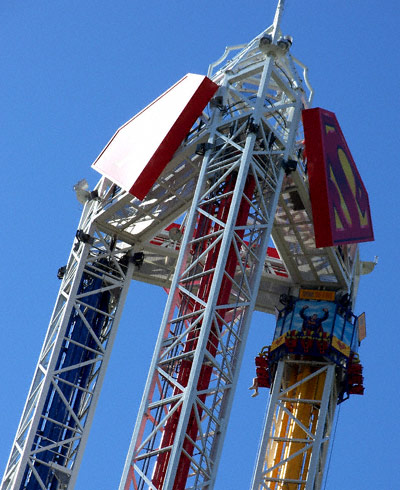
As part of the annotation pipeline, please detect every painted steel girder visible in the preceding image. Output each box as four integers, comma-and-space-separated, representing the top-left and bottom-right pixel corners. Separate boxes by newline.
1, 190, 135, 490
119, 30, 306, 490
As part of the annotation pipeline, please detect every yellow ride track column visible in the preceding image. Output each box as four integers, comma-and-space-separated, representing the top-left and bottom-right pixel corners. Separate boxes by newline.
251, 358, 337, 490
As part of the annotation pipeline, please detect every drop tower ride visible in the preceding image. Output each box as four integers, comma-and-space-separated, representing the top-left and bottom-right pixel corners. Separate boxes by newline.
1, 1, 374, 489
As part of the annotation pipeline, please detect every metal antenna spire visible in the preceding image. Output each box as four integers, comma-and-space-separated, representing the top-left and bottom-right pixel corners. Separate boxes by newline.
271, 0, 286, 41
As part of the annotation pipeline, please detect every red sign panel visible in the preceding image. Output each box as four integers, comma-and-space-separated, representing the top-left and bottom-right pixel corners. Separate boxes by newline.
92, 73, 218, 200
302, 107, 374, 248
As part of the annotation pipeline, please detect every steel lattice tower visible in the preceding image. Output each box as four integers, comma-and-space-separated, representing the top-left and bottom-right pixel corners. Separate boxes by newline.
119, 4, 310, 488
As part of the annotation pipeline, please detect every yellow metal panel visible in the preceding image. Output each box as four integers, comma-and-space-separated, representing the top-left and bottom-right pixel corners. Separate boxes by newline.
331, 335, 351, 357
299, 289, 335, 301
270, 335, 286, 352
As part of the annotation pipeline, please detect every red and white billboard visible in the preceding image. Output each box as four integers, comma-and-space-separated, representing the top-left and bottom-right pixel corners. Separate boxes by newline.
92, 73, 218, 200
302, 107, 374, 248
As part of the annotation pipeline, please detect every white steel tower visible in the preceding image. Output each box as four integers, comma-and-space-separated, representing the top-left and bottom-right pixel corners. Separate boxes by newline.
118, 3, 313, 489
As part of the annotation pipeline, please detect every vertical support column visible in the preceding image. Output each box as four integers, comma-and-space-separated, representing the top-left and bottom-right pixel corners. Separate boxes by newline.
1, 193, 135, 490
120, 21, 305, 488
251, 360, 337, 490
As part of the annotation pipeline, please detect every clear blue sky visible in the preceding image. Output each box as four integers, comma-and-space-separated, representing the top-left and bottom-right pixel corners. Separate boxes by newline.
1, 1, 398, 489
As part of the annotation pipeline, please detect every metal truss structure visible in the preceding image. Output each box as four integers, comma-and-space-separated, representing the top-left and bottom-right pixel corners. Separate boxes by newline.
119, 7, 313, 490
1, 181, 136, 490
251, 360, 337, 490
1, 1, 368, 490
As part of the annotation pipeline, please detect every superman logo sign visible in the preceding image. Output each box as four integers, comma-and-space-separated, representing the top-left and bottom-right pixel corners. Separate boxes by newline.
302, 107, 374, 248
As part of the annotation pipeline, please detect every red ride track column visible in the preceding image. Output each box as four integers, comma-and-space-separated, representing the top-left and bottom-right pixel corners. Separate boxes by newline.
152, 175, 256, 490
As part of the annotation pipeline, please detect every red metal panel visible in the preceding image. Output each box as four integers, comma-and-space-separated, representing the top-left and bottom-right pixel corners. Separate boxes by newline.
92, 74, 218, 200
302, 107, 374, 247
